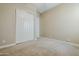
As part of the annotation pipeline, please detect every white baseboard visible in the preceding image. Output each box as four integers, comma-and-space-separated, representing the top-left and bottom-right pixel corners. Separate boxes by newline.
66, 42, 79, 48
0, 43, 16, 49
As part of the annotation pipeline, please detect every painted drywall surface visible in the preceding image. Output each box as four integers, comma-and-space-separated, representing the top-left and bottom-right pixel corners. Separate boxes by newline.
40, 4, 79, 44
0, 6, 15, 46
35, 13, 40, 39
0, 4, 39, 46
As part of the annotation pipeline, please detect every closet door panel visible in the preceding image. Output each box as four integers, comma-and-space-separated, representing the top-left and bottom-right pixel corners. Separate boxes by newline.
16, 9, 34, 43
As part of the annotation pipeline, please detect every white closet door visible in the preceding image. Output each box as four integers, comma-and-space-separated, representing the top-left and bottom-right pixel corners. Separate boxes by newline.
16, 9, 34, 43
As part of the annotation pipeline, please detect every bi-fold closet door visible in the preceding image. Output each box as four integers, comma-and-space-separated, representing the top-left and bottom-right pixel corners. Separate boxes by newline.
16, 9, 35, 43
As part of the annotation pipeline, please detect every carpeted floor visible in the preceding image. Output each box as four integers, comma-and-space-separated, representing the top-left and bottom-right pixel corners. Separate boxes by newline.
0, 37, 79, 56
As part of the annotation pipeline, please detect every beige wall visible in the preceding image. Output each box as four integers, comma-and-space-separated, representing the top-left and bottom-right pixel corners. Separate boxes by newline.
0, 3, 37, 46
40, 4, 79, 44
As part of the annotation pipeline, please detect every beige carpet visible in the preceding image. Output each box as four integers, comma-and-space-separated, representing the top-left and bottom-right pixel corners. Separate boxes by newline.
0, 37, 79, 56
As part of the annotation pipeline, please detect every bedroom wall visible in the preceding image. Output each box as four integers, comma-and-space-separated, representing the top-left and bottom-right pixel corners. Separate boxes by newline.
0, 3, 38, 46
40, 3, 79, 44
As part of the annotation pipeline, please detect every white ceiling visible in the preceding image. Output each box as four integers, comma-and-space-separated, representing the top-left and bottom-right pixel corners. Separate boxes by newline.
33, 3, 60, 13
0, 3, 60, 13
